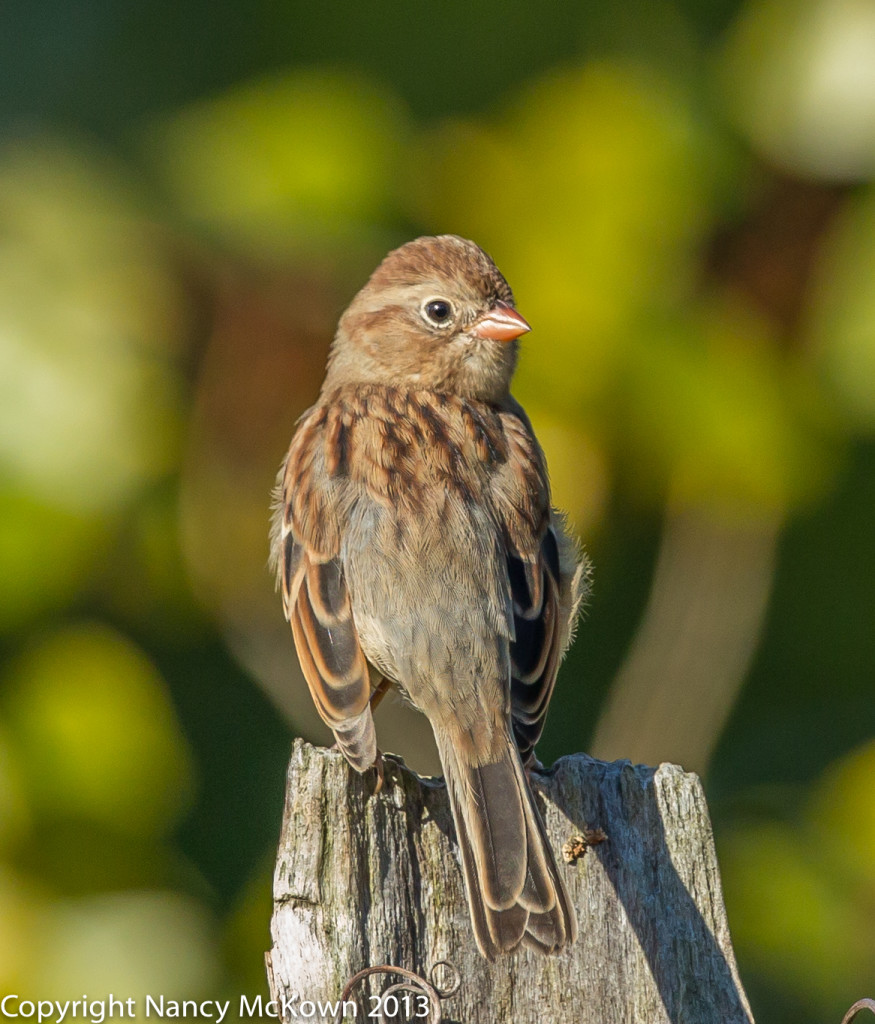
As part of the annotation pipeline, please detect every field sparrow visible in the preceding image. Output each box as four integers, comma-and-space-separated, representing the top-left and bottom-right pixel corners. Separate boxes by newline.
272, 235, 588, 959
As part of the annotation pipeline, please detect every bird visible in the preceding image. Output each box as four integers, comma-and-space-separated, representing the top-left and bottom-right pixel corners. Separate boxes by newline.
271, 234, 589, 960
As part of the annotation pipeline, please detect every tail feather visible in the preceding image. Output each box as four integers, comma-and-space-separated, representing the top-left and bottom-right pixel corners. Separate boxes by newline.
466, 757, 527, 909
521, 784, 578, 949
434, 726, 576, 959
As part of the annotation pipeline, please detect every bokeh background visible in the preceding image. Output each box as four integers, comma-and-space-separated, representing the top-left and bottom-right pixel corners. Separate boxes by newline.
1, 1, 874, 1020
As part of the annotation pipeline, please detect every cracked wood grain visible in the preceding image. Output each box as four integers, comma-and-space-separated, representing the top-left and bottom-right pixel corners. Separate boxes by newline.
268, 739, 753, 1024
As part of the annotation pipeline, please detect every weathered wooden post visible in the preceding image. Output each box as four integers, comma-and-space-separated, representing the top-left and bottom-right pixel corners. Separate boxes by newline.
266, 739, 754, 1024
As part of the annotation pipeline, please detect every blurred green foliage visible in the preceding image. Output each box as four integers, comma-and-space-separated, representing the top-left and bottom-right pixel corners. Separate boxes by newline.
1, 1, 874, 1021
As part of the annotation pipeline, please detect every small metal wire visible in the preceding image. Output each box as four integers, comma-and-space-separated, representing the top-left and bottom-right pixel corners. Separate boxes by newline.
841, 999, 875, 1024
339, 961, 460, 1023
342, 963, 874, 1022
428, 960, 461, 999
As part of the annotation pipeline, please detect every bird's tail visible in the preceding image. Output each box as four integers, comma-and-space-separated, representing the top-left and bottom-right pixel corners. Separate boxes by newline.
433, 724, 577, 960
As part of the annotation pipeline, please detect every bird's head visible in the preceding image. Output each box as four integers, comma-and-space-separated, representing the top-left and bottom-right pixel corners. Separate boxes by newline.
324, 235, 530, 403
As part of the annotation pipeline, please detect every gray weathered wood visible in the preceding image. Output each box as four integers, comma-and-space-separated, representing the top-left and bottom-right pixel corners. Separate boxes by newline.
267, 739, 754, 1024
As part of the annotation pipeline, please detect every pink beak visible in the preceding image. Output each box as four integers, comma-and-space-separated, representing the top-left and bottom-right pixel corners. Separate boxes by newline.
470, 301, 531, 342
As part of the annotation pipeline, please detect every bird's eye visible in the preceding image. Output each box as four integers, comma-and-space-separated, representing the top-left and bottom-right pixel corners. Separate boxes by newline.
423, 299, 453, 326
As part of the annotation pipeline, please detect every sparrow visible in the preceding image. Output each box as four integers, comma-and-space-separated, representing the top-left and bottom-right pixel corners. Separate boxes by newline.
272, 235, 589, 959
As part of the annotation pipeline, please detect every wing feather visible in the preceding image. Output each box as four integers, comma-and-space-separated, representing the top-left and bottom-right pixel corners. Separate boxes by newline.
288, 554, 376, 770
510, 526, 564, 764
274, 411, 377, 772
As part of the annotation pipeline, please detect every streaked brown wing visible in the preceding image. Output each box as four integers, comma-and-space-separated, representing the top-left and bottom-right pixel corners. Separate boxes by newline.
509, 526, 563, 764
281, 535, 377, 772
